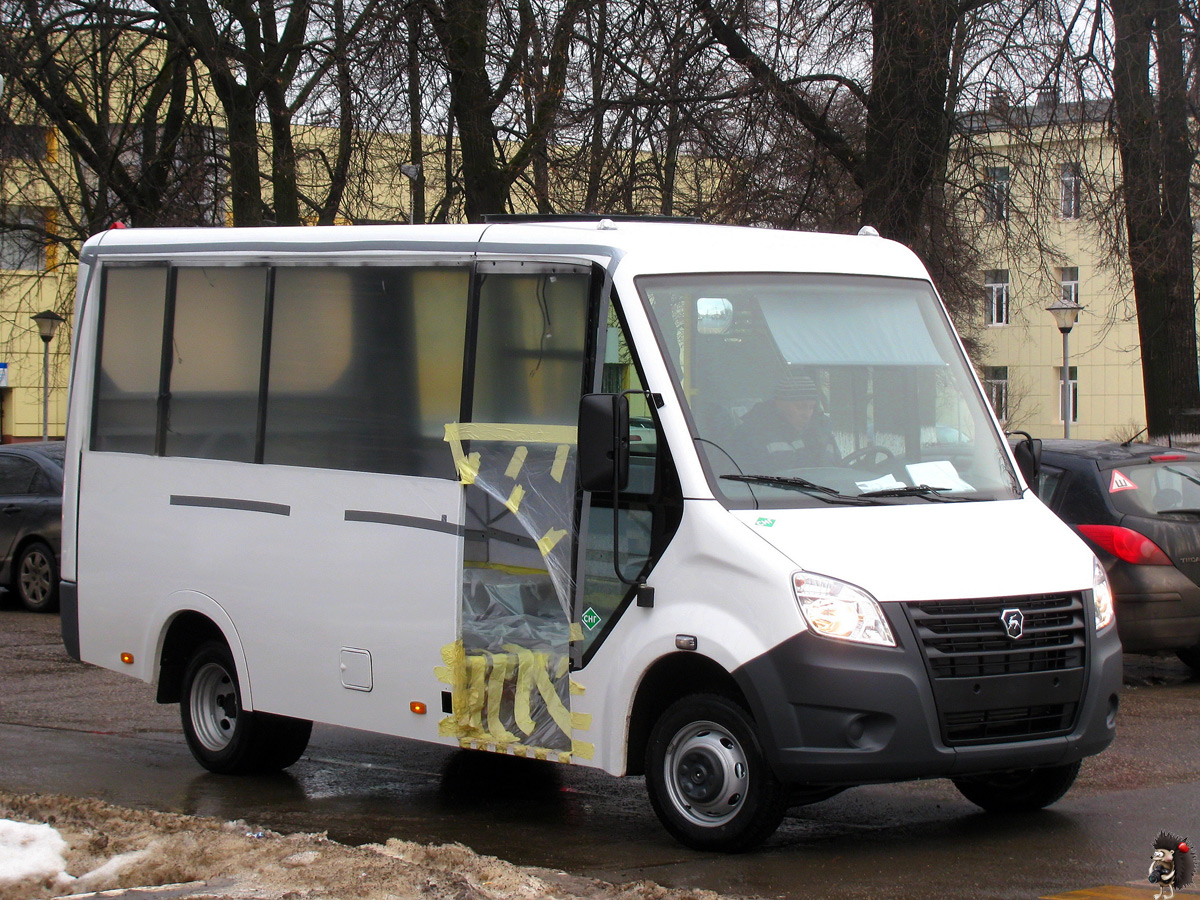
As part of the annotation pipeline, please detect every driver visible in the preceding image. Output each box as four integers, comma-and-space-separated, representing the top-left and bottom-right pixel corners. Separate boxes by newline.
735, 372, 840, 472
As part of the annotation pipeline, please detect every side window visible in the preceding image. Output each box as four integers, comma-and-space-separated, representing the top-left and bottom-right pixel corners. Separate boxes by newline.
264, 265, 469, 477
471, 269, 589, 424
1036, 465, 1065, 506
165, 267, 267, 462
0, 457, 38, 494
93, 265, 169, 454
578, 312, 663, 660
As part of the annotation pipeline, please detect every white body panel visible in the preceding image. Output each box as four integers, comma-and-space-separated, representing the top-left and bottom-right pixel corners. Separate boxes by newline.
61, 220, 1112, 786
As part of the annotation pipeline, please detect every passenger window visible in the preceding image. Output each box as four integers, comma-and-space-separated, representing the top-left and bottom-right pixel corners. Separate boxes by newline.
264, 265, 469, 477
165, 267, 267, 462
471, 270, 589, 424
93, 265, 169, 454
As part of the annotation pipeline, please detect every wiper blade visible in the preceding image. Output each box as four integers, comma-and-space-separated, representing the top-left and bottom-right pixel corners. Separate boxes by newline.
857, 483, 963, 501
722, 473, 871, 504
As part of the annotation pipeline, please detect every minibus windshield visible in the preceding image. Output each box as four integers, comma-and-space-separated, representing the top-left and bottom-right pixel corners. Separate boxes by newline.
638, 273, 1022, 508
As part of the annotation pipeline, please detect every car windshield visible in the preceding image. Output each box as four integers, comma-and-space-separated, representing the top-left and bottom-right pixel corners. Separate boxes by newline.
637, 273, 1021, 508
1105, 459, 1200, 517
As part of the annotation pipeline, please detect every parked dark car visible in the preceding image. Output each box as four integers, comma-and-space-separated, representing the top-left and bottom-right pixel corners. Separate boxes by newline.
1033, 439, 1200, 671
0, 442, 64, 612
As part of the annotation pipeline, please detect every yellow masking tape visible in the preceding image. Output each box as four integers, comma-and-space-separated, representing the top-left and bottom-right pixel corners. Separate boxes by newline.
451, 423, 578, 444
551, 444, 570, 483
486, 654, 520, 744
504, 446, 529, 479
571, 740, 595, 760
534, 657, 574, 736
568, 622, 584, 643
537, 528, 568, 556
511, 648, 538, 736
571, 711, 592, 731
569, 679, 585, 695
465, 654, 488, 733
505, 484, 525, 514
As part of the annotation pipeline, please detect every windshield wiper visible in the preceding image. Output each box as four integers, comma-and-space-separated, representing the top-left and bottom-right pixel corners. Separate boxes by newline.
722, 474, 872, 504
856, 484, 967, 502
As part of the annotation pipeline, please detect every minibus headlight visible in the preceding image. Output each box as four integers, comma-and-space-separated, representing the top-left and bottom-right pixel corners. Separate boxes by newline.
1092, 556, 1115, 633
793, 572, 895, 647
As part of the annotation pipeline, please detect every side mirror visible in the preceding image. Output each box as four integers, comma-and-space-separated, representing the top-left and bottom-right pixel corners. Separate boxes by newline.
578, 393, 630, 492
1010, 431, 1042, 485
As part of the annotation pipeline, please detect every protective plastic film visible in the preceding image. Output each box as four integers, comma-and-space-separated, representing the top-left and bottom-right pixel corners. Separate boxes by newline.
438, 424, 592, 761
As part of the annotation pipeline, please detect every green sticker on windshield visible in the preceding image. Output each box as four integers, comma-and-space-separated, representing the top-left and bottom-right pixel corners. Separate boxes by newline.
756, 517, 776, 527
582, 607, 603, 630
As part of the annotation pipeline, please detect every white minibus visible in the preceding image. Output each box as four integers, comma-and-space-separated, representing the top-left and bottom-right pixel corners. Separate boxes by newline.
61, 218, 1121, 851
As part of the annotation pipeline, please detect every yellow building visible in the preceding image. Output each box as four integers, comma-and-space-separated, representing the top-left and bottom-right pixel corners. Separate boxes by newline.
966, 97, 1156, 442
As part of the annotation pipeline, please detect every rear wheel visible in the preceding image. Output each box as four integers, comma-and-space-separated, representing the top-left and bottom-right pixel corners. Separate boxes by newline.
645, 694, 787, 852
15, 540, 58, 613
180, 640, 312, 774
952, 761, 1080, 812
1176, 645, 1200, 674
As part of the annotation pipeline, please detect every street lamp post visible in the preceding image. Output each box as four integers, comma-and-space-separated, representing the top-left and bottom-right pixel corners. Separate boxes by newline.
1046, 298, 1082, 439
31, 310, 65, 442
399, 164, 423, 225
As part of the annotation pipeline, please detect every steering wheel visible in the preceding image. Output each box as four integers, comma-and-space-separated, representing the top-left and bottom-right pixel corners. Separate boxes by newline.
842, 445, 895, 470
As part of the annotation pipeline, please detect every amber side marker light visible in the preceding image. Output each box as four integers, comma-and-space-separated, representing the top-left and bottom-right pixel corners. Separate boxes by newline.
120, 652, 134, 665
410, 701, 427, 715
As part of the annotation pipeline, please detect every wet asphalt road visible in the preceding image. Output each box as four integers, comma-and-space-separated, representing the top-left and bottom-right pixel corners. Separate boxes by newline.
3, 605, 1200, 900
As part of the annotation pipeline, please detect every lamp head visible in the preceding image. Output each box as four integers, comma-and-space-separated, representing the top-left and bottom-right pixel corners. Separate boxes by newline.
31, 309, 66, 342
1046, 298, 1082, 333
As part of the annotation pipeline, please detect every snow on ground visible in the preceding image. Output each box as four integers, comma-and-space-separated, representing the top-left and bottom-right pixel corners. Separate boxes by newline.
0, 790, 725, 900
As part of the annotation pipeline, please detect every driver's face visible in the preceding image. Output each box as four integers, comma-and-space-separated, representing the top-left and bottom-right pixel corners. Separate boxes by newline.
778, 398, 817, 430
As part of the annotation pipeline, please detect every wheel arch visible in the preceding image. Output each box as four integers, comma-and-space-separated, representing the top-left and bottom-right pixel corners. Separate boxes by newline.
153, 593, 249, 708
625, 651, 745, 776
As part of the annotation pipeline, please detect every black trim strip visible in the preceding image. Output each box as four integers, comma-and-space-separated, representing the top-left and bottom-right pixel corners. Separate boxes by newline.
171, 495, 291, 516
344, 509, 460, 535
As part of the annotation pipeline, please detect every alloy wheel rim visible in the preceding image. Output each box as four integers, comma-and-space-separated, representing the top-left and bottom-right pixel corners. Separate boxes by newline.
19, 551, 51, 605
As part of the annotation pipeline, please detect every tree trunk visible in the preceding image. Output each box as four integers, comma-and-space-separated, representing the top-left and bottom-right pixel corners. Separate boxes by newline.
1112, 0, 1200, 441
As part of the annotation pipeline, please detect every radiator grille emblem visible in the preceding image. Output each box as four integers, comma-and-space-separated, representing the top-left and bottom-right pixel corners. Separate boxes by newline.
1000, 608, 1025, 640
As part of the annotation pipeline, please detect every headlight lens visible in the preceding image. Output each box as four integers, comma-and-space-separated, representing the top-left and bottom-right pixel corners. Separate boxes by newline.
1092, 555, 1115, 632
793, 572, 895, 646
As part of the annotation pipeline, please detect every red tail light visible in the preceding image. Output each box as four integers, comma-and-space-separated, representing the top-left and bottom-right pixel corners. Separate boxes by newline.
1151, 453, 1188, 462
1076, 524, 1172, 565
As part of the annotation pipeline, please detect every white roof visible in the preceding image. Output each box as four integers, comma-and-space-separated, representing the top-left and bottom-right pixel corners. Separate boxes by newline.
81, 220, 932, 281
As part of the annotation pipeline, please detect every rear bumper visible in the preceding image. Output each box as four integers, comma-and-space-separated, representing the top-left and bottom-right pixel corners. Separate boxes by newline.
1108, 563, 1200, 653
734, 599, 1121, 786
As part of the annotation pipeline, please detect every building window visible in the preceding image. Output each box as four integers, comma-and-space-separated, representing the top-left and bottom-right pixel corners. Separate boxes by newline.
984, 270, 1009, 325
984, 167, 1010, 222
1060, 163, 1081, 219
0, 207, 47, 271
0, 124, 50, 161
1061, 266, 1079, 306
1058, 365, 1078, 424
982, 365, 1009, 420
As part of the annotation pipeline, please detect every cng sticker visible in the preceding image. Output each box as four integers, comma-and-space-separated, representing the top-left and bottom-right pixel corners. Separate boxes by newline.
756, 517, 776, 527
581, 607, 602, 631
1109, 469, 1139, 493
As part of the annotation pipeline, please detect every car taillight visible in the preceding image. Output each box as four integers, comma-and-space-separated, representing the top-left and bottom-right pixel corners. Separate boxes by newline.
1076, 524, 1172, 565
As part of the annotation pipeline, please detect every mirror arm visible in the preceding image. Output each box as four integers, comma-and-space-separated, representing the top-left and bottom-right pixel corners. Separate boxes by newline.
612, 389, 650, 590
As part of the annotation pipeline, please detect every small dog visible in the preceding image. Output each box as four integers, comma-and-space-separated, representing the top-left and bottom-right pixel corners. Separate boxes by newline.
1149, 832, 1194, 900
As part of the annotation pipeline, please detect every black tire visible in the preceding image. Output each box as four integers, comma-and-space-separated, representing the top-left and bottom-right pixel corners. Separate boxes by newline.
15, 540, 58, 613
952, 761, 1081, 812
645, 694, 787, 852
180, 640, 312, 774
1176, 645, 1200, 674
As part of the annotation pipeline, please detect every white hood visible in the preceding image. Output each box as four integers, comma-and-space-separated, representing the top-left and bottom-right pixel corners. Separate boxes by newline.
731, 497, 1095, 604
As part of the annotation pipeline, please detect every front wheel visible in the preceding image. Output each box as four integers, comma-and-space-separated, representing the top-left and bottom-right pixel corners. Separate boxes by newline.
645, 694, 787, 852
952, 761, 1081, 812
180, 640, 312, 774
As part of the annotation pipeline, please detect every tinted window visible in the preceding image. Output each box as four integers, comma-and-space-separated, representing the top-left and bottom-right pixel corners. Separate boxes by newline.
264, 265, 469, 476
165, 267, 267, 462
0, 457, 39, 494
1107, 460, 1200, 516
93, 266, 168, 453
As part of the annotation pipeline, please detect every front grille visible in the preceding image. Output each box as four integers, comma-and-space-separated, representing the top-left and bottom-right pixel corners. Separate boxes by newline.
943, 703, 1078, 744
903, 593, 1088, 746
907, 593, 1086, 679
